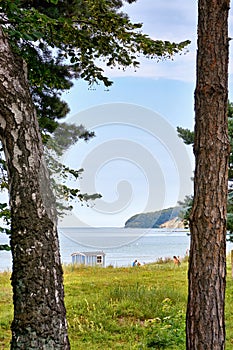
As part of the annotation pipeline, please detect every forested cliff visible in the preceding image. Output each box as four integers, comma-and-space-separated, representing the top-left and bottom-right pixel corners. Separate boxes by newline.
125, 206, 183, 228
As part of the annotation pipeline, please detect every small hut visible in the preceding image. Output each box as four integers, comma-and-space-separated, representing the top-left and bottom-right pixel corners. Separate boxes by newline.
71, 251, 106, 267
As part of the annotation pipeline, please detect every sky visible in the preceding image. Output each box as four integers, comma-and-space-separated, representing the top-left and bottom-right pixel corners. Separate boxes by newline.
59, 0, 233, 228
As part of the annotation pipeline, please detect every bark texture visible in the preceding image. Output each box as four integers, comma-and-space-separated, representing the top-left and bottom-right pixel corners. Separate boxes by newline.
186, 1, 230, 349
0, 26, 70, 349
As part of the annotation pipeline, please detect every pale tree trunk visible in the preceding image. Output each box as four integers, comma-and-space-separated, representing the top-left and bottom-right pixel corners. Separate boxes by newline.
186, 1, 230, 349
0, 27, 70, 349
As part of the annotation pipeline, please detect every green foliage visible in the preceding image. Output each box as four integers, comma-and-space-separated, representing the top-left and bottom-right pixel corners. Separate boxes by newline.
0, 1, 190, 248
0, 204, 11, 251
1, 0, 190, 133
227, 190, 233, 240
228, 101, 233, 181
0, 203, 10, 224
44, 122, 101, 216
45, 122, 95, 156
0, 122, 100, 245
177, 101, 233, 238
178, 195, 193, 229
146, 298, 185, 349
176, 127, 194, 145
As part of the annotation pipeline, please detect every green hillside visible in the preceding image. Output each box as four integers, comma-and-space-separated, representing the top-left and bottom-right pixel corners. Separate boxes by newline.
125, 206, 182, 228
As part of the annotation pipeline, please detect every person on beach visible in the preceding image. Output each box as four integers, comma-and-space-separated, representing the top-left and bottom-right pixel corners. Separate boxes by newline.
173, 256, 181, 266
132, 259, 141, 267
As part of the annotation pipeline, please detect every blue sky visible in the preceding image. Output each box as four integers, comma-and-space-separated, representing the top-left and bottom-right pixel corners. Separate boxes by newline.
59, 1, 233, 227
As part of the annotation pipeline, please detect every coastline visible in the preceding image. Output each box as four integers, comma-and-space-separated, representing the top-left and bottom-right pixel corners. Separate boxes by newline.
1, 227, 233, 271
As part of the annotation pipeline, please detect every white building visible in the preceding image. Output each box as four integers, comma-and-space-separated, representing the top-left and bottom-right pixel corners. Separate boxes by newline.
71, 251, 106, 267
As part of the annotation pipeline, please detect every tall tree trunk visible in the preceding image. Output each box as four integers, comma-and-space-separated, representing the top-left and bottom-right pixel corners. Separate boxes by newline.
186, 1, 230, 349
0, 27, 70, 349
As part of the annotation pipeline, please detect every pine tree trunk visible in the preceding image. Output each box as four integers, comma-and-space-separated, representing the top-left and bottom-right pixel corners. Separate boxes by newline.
186, 1, 230, 349
0, 27, 70, 349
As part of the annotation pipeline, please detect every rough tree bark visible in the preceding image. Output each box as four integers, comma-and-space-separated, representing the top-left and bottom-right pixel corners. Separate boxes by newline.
186, 1, 230, 349
0, 27, 70, 349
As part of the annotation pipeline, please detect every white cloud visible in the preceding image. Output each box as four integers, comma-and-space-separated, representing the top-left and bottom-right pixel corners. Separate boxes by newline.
101, 0, 198, 82
124, 0, 197, 40
102, 1, 233, 82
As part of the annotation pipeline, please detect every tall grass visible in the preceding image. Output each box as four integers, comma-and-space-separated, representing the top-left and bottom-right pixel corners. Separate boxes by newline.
0, 259, 233, 349
0, 271, 12, 349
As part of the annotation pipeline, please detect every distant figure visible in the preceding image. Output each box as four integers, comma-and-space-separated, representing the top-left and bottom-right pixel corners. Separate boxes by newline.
173, 256, 181, 266
132, 259, 141, 267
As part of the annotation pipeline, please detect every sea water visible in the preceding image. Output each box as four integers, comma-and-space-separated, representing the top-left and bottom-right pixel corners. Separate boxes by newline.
59, 227, 191, 267
1, 227, 233, 271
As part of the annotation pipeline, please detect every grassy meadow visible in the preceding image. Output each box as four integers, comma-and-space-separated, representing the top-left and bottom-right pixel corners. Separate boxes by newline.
0, 258, 233, 349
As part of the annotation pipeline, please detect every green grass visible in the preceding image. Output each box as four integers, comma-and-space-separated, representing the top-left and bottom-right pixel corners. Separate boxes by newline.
0, 259, 233, 349
0, 272, 13, 350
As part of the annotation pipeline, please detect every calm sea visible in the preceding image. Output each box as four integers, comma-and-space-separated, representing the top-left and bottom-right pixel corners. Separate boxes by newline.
1, 227, 233, 271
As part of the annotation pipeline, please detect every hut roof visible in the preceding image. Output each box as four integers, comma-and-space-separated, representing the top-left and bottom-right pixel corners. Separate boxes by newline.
71, 251, 106, 257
